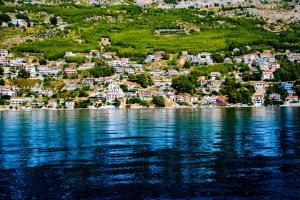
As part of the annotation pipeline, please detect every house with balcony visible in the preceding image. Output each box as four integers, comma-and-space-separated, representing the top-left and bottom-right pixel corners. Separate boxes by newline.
105, 83, 124, 103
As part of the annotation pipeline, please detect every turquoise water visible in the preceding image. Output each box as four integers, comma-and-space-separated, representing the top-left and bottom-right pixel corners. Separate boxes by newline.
0, 108, 300, 199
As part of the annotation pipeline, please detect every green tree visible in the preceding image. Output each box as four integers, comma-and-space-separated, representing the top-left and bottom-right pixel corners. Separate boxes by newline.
172, 75, 195, 93
18, 69, 30, 79
39, 58, 47, 65
162, 52, 170, 60
113, 98, 121, 107
183, 60, 192, 69
0, 13, 11, 22
152, 96, 165, 107
49, 16, 58, 25
0, 66, 3, 76
211, 53, 224, 63
16, 13, 29, 21
128, 74, 153, 88
89, 66, 115, 77
0, 78, 5, 86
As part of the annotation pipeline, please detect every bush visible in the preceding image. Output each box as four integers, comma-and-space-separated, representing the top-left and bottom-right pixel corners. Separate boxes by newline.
128, 74, 153, 88
39, 58, 47, 65
211, 53, 224, 63
65, 56, 86, 64
16, 13, 29, 21
89, 66, 115, 77
18, 69, 30, 79
75, 99, 90, 108
0, 66, 3, 76
0, 78, 4, 86
127, 97, 148, 106
49, 16, 58, 25
0, 13, 11, 22
152, 96, 165, 107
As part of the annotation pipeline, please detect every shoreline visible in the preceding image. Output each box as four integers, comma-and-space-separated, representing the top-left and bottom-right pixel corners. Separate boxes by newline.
1, 104, 299, 112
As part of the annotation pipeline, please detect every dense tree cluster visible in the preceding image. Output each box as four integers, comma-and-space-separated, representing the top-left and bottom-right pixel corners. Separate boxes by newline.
18, 69, 30, 79
89, 66, 115, 78
127, 97, 149, 106
220, 77, 254, 105
128, 74, 153, 88
65, 56, 86, 64
274, 56, 300, 81
172, 75, 196, 94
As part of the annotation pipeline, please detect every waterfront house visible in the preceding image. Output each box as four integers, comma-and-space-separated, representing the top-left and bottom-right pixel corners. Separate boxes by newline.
48, 99, 58, 107
31, 99, 45, 107
186, 96, 199, 104
253, 94, 264, 106
200, 96, 217, 104
286, 96, 299, 103
105, 83, 124, 103
216, 96, 226, 103
269, 93, 281, 101
10, 97, 25, 106
65, 101, 75, 109
10, 97, 32, 106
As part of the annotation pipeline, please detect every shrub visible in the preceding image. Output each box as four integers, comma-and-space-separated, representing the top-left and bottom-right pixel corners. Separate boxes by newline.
152, 96, 165, 107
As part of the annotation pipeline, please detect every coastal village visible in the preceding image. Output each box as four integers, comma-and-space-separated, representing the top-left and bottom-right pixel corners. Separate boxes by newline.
0, 43, 299, 109
0, 1, 299, 109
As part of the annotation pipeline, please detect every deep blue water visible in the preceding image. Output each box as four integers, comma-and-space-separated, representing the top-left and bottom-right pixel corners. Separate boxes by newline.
0, 108, 300, 199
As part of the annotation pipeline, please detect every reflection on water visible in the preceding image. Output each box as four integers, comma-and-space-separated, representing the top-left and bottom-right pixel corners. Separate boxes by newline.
0, 108, 300, 199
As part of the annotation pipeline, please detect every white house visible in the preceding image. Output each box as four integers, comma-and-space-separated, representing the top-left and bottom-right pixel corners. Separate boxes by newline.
105, 83, 124, 103
0, 49, 8, 57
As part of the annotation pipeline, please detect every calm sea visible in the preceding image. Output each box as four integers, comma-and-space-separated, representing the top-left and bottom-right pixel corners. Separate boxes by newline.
0, 108, 300, 199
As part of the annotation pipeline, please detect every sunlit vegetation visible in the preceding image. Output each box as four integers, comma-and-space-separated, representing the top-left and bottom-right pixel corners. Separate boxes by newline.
1, 4, 295, 61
